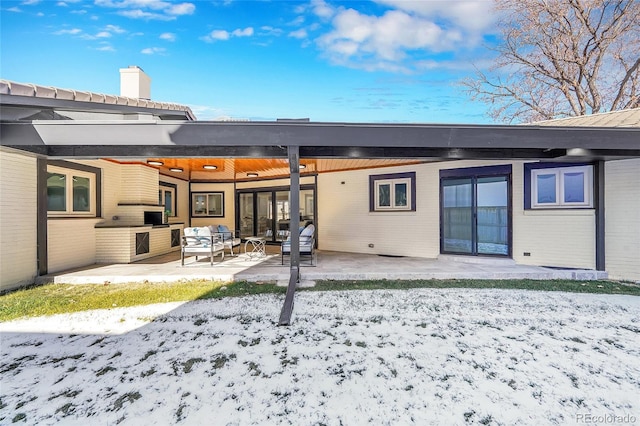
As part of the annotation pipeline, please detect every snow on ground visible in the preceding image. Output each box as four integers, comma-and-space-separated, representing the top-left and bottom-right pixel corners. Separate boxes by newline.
1, 289, 639, 425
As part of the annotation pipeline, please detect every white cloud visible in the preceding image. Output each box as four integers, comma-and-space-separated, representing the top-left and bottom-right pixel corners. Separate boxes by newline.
231, 27, 253, 37
159, 32, 176, 41
53, 28, 82, 35
375, 0, 495, 33
209, 30, 229, 40
314, 3, 490, 74
57, 2, 68, 6
96, 31, 111, 38
203, 27, 253, 42
105, 24, 126, 33
290, 16, 305, 26
71, 9, 87, 14
319, 9, 453, 62
119, 9, 172, 21
22, 0, 40, 5
94, 0, 195, 21
289, 29, 307, 39
96, 45, 115, 52
260, 26, 283, 37
7, 6, 22, 12
141, 47, 166, 55
311, 0, 334, 19
167, 3, 194, 16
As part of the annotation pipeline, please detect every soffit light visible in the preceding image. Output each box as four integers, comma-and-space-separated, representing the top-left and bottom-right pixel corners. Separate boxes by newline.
170, 167, 183, 172
299, 164, 306, 169
147, 160, 164, 166
247, 172, 259, 178
203, 165, 218, 170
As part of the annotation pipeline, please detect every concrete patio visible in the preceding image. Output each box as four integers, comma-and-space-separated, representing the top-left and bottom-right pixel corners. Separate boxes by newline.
36, 245, 607, 285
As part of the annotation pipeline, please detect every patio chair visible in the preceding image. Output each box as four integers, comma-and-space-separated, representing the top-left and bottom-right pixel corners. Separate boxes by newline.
181, 227, 225, 266
281, 224, 315, 265
209, 224, 241, 256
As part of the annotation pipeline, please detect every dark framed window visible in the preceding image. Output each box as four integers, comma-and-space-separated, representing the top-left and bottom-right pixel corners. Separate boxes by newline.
47, 161, 101, 218
369, 172, 416, 212
192, 192, 224, 217
524, 163, 594, 209
159, 181, 177, 217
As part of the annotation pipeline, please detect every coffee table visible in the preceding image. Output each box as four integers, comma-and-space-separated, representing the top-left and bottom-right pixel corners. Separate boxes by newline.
244, 236, 266, 259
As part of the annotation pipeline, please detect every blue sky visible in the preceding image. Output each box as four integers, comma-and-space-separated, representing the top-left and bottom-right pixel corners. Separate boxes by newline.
1, 0, 498, 123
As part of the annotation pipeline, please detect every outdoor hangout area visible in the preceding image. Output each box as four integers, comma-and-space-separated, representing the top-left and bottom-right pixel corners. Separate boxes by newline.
36, 246, 606, 287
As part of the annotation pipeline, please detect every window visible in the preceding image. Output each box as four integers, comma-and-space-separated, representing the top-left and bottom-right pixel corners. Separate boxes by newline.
528, 164, 593, 209
159, 182, 177, 217
47, 165, 96, 216
369, 172, 416, 212
192, 192, 224, 217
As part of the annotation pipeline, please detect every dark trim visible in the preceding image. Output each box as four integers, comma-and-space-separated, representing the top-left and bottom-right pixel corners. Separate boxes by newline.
595, 161, 605, 271
48, 159, 102, 217
3, 121, 639, 151
190, 191, 225, 217
439, 164, 512, 179
369, 171, 417, 212
236, 184, 316, 194
37, 158, 48, 276
118, 202, 162, 207
523, 162, 593, 210
159, 181, 178, 216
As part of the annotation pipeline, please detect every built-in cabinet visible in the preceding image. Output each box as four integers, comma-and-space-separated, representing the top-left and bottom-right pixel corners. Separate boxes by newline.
95, 223, 183, 263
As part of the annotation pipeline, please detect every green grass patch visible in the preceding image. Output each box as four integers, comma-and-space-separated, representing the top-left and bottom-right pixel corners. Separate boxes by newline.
1, 279, 637, 322
0, 280, 283, 322
308, 279, 640, 296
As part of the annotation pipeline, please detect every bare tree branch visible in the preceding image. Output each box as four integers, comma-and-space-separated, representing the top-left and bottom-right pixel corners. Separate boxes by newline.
461, 0, 640, 123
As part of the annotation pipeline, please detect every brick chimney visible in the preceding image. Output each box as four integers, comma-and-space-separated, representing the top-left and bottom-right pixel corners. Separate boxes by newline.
119, 65, 151, 99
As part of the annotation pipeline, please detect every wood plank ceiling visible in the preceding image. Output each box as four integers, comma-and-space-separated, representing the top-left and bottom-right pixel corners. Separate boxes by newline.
124, 158, 429, 181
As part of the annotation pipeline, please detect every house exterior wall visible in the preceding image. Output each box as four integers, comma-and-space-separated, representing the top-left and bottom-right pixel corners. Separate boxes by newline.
47, 219, 101, 273
605, 159, 640, 281
512, 163, 596, 269
120, 164, 159, 204
0, 148, 38, 290
317, 160, 596, 270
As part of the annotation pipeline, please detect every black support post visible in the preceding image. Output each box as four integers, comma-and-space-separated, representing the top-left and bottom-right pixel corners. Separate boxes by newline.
279, 145, 300, 326
595, 161, 605, 271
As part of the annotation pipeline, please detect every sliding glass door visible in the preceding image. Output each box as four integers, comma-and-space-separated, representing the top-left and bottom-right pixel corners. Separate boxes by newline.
476, 176, 509, 255
442, 178, 473, 254
441, 166, 511, 256
237, 186, 315, 243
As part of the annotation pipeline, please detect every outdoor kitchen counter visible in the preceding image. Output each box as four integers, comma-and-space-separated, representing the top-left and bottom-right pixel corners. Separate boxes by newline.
95, 223, 184, 263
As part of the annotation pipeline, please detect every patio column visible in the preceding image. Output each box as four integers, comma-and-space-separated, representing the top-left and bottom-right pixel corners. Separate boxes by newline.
279, 145, 300, 326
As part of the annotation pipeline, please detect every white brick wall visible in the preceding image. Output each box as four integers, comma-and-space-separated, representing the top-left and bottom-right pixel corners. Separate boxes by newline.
512, 163, 596, 269
605, 159, 640, 281
47, 219, 101, 273
0, 148, 38, 290
318, 160, 598, 270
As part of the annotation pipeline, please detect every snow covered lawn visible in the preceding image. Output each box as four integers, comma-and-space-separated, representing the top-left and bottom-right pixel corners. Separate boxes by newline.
1, 289, 639, 425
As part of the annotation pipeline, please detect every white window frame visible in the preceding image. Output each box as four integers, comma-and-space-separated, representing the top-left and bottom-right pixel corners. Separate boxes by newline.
47, 165, 97, 217
374, 178, 412, 211
531, 165, 593, 208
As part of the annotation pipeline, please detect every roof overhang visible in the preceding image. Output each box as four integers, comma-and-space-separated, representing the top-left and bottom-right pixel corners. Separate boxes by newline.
0, 94, 195, 121
1, 120, 639, 161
